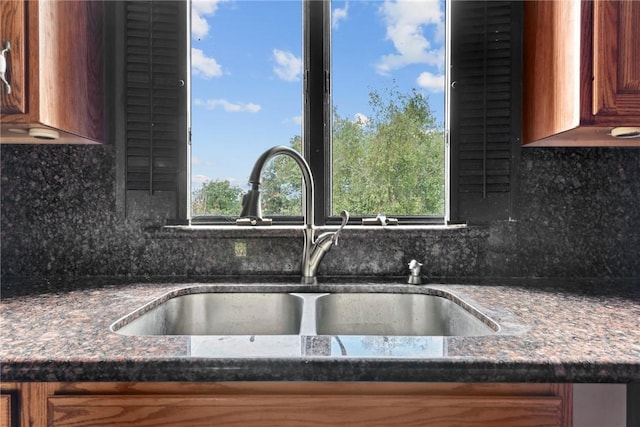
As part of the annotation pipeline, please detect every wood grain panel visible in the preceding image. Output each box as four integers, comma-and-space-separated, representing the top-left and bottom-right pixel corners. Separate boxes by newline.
1, 382, 572, 427
523, 0, 581, 143
48, 394, 565, 427
21, 383, 52, 427
523, 0, 640, 146
50, 381, 568, 397
616, 2, 640, 92
1, 0, 104, 144
592, 0, 640, 117
0, 0, 26, 114
38, 0, 104, 142
0, 395, 11, 427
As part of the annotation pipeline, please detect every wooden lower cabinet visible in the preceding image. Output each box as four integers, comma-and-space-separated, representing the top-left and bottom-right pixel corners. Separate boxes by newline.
0, 394, 12, 427
0, 382, 572, 427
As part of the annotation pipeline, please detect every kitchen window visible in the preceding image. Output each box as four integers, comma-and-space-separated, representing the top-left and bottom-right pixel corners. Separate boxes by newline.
116, 0, 521, 226
190, 0, 446, 225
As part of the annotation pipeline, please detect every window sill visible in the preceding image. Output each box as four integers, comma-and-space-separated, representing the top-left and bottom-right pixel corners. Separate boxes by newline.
157, 223, 467, 238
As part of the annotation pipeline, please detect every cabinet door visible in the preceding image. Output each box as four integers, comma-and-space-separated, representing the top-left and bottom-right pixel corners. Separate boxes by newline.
35, 0, 105, 142
592, 0, 640, 120
0, 0, 26, 114
523, 0, 640, 145
48, 393, 565, 427
1, 0, 104, 144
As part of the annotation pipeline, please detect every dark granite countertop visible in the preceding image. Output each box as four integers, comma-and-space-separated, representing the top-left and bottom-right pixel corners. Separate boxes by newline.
1, 277, 638, 383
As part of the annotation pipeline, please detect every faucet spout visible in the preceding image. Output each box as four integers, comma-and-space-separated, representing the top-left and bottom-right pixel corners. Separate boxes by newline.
240, 145, 314, 227
240, 145, 349, 284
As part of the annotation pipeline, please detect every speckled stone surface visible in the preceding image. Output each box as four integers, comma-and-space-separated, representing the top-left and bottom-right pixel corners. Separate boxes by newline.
1, 145, 639, 279
1, 278, 638, 383
1, 143, 639, 383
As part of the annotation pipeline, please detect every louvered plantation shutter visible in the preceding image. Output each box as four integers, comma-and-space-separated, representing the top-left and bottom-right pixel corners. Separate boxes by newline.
449, 1, 522, 224
124, 0, 188, 222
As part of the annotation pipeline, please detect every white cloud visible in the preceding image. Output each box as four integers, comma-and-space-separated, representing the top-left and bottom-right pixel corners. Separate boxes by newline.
416, 71, 444, 92
375, 0, 445, 75
192, 13, 209, 40
197, 98, 262, 113
192, 174, 211, 186
332, 3, 349, 29
272, 49, 302, 82
192, 48, 223, 79
225, 177, 248, 188
191, 156, 212, 167
354, 113, 369, 125
283, 115, 303, 126
191, 0, 223, 39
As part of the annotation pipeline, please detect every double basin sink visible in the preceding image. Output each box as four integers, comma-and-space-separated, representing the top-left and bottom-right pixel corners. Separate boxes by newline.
111, 285, 499, 337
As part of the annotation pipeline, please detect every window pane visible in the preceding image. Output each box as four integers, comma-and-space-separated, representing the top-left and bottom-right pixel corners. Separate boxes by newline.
190, 0, 303, 217
331, 0, 446, 217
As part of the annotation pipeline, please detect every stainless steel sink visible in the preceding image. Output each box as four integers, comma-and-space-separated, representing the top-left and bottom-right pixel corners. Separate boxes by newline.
113, 293, 304, 336
314, 293, 496, 336
112, 286, 499, 338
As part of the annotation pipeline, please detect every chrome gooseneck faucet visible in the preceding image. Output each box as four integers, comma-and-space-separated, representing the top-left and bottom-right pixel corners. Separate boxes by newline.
239, 145, 349, 284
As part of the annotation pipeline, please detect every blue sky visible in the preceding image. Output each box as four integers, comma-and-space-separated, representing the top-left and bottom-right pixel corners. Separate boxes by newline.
190, 0, 445, 190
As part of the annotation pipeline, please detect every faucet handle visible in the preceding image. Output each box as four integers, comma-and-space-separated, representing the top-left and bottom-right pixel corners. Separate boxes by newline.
408, 259, 423, 285
332, 210, 350, 245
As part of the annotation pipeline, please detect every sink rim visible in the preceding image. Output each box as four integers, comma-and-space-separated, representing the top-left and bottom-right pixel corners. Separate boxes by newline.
110, 283, 506, 337
314, 292, 499, 336
110, 290, 307, 335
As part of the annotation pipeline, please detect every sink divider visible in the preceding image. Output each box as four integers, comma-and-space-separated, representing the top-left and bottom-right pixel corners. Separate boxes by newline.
292, 293, 329, 335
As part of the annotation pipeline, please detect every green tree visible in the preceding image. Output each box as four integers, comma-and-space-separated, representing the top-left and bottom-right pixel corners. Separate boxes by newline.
261, 136, 303, 216
192, 179, 243, 216
191, 88, 444, 218
332, 87, 445, 216
332, 107, 369, 212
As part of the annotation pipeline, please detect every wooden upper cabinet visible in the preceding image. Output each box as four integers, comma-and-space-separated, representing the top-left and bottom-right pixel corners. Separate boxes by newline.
0, 0, 105, 144
592, 1, 640, 120
523, 0, 640, 146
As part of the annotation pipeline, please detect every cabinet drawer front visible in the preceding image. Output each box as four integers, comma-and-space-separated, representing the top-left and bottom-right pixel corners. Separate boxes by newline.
49, 394, 564, 427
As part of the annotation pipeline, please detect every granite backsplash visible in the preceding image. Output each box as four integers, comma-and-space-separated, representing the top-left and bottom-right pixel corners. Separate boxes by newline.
1, 144, 639, 280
